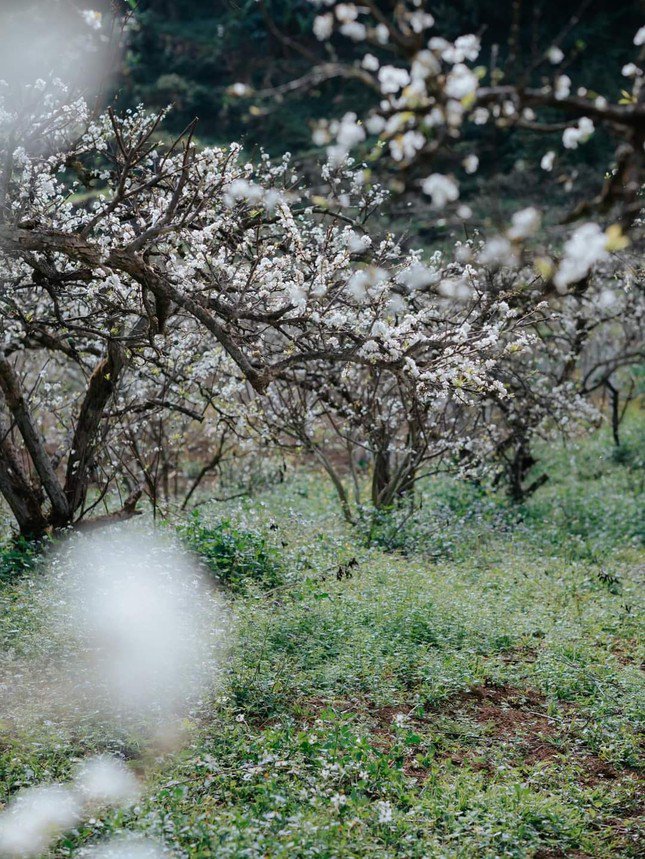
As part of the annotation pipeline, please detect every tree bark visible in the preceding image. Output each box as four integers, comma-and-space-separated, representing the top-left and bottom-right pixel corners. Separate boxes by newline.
0, 353, 70, 524
64, 341, 127, 517
0, 401, 49, 538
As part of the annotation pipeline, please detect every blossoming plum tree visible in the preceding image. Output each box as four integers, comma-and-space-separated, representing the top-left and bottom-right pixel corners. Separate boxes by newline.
304, 1, 644, 232
1, 3, 642, 536
0, 81, 546, 534
255, 0, 644, 504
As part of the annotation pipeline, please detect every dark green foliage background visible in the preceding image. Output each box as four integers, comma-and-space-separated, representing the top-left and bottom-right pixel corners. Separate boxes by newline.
119, 0, 644, 161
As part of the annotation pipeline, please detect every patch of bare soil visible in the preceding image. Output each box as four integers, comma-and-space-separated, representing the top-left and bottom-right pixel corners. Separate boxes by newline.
456, 683, 562, 764
448, 683, 643, 787
295, 686, 643, 792
609, 637, 644, 668
500, 646, 539, 665
533, 851, 591, 858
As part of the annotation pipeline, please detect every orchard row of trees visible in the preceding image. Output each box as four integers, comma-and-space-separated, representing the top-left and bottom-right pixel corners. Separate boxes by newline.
0, 0, 642, 537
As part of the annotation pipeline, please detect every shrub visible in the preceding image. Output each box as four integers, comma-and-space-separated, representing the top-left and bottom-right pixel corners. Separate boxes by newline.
0, 536, 44, 582
178, 513, 284, 593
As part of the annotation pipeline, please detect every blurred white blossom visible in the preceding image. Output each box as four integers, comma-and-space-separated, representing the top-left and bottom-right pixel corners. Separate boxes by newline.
0, 785, 81, 858
75, 756, 141, 807
554, 223, 608, 290
421, 174, 459, 208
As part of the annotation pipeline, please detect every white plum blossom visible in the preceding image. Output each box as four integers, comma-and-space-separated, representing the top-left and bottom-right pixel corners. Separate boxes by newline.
52, 527, 227, 723
228, 82, 252, 96
346, 231, 372, 253
453, 34, 481, 61
555, 75, 571, 100
362, 53, 379, 71
378, 65, 411, 94
313, 13, 334, 40
547, 45, 564, 64
463, 154, 479, 174
411, 49, 441, 80
409, 11, 435, 33
540, 150, 556, 171
635, 25, 645, 46
340, 21, 366, 40
81, 9, 102, 30
326, 111, 365, 163
375, 23, 389, 44
621, 62, 641, 78
334, 3, 358, 23
365, 114, 386, 134
397, 263, 440, 290
437, 278, 473, 300
479, 236, 517, 267
421, 173, 459, 208
390, 130, 426, 161
335, 112, 365, 148
554, 223, 609, 290
562, 117, 594, 148
472, 107, 489, 125
507, 207, 541, 240
444, 64, 478, 99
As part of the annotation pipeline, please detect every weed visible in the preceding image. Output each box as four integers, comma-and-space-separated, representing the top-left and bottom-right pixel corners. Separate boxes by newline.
178, 511, 284, 592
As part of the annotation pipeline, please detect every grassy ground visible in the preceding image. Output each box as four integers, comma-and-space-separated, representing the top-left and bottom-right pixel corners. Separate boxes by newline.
0, 419, 643, 857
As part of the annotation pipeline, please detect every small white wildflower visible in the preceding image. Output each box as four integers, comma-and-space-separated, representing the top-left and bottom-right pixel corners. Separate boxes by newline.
81, 835, 167, 858
376, 800, 393, 824
340, 21, 367, 41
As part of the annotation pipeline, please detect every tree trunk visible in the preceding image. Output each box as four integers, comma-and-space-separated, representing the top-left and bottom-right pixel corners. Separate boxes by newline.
0, 408, 49, 538
64, 342, 126, 517
0, 355, 70, 525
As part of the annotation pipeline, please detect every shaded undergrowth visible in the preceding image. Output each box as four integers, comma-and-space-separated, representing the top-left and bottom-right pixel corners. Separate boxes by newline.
0, 419, 642, 857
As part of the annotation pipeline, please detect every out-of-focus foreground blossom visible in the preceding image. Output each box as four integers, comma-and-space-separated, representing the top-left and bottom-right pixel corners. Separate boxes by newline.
0, 523, 226, 856
0, 785, 81, 858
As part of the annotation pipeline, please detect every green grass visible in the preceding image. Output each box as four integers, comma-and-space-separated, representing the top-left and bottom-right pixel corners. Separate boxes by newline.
0, 418, 643, 857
